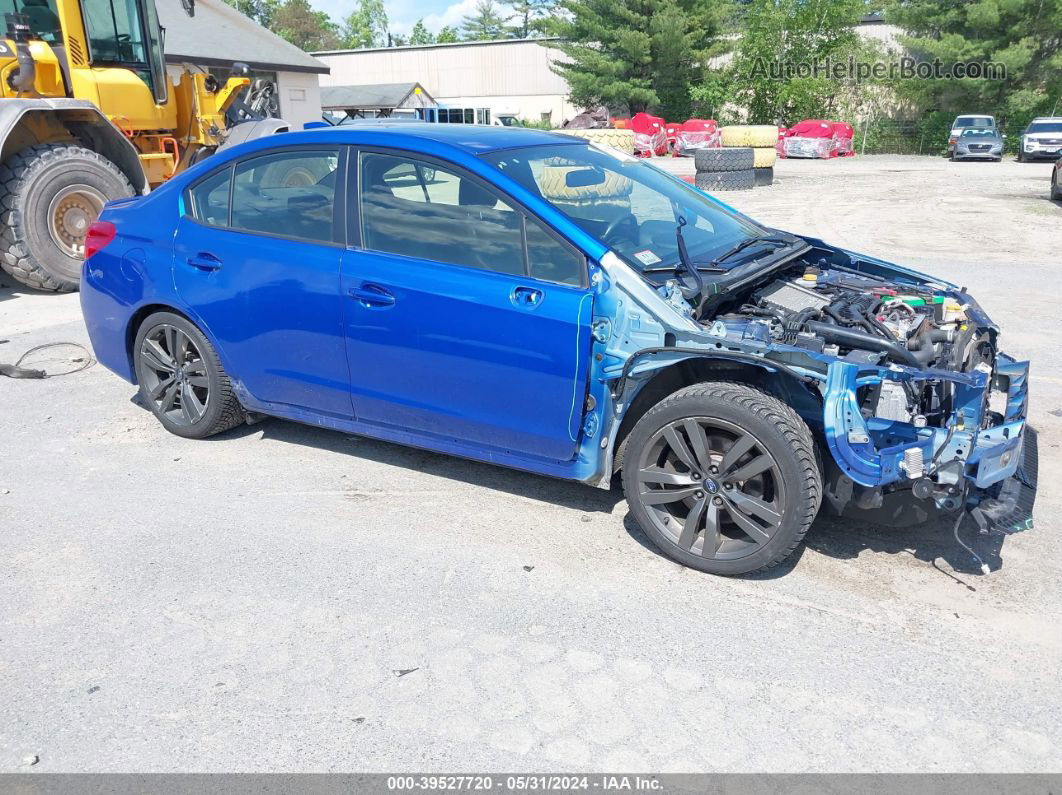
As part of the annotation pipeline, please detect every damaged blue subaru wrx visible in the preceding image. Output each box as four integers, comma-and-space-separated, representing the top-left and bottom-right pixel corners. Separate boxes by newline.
80, 125, 1035, 576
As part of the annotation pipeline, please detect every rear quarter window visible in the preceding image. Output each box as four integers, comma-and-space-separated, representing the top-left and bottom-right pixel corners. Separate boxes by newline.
188, 166, 232, 227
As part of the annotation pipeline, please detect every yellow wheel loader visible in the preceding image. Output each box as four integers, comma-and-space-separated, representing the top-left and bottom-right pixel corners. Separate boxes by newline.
0, 0, 288, 292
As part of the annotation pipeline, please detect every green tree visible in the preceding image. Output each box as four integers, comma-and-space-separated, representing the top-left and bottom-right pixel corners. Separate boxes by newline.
222, 0, 279, 27
507, 0, 556, 38
343, 0, 390, 48
437, 25, 460, 43
551, 0, 729, 118
886, 0, 1062, 124
727, 0, 873, 124
409, 19, 435, 45
461, 0, 509, 40
269, 0, 341, 50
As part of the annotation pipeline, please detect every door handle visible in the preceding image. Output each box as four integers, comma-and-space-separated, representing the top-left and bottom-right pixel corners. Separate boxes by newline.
511, 286, 543, 308
186, 252, 223, 272
348, 283, 396, 307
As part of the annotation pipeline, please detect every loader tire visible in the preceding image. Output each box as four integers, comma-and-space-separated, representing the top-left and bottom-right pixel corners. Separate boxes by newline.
720, 125, 780, 148
695, 169, 755, 192
752, 146, 777, 168
694, 147, 754, 172
753, 167, 774, 187
0, 143, 134, 292
557, 128, 636, 154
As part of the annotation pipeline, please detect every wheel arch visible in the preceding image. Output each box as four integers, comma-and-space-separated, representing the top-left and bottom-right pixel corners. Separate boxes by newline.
0, 100, 148, 195
610, 354, 822, 473
125, 302, 197, 383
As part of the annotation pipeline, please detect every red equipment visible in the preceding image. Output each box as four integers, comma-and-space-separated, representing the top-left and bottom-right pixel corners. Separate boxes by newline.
673, 119, 721, 157
630, 112, 668, 157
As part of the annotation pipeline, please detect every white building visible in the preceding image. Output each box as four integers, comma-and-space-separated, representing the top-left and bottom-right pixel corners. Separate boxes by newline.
158, 0, 328, 131
313, 39, 579, 127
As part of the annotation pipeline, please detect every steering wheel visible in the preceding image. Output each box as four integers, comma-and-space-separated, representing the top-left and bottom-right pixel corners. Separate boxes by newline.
601, 214, 638, 246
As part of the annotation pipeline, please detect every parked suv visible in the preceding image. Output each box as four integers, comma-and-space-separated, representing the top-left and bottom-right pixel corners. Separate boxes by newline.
79, 125, 1034, 576
1017, 117, 1062, 162
947, 115, 996, 156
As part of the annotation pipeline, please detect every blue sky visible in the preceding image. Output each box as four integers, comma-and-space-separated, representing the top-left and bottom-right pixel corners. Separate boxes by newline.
308, 0, 499, 35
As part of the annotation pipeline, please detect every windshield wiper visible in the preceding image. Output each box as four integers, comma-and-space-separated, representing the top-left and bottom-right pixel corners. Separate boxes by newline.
709, 233, 793, 268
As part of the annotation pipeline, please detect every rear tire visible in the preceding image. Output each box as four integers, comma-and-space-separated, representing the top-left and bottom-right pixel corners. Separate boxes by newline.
1052, 171, 1061, 201
0, 143, 133, 292
133, 312, 246, 439
622, 382, 821, 576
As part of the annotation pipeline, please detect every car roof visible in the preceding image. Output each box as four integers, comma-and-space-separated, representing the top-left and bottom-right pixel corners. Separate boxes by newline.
234, 123, 586, 155
1029, 117, 1062, 122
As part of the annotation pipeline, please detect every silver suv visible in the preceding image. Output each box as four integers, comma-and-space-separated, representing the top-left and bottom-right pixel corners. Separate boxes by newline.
1018, 117, 1062, 162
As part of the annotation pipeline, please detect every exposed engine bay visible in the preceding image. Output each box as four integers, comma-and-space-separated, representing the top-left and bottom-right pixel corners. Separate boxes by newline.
717, 263, 991, 377
635, 245, 1033, 543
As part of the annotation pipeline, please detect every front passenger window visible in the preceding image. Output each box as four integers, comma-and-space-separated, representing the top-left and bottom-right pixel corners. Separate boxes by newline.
230, 149, 339, 244
359, 152, 524, 275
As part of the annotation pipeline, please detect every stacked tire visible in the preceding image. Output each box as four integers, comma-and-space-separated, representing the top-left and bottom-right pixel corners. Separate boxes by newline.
720, 125, 778, 187
693, 148, 755, 191
556, 128, 636, 154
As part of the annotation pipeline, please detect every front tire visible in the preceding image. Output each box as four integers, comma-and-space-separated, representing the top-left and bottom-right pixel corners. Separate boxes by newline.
133, 312, 246, 439
622, 382, 822, 576
0, 143, 133, 292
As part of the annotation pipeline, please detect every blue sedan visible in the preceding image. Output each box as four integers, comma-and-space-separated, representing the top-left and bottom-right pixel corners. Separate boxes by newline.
81, 124, 1032, 576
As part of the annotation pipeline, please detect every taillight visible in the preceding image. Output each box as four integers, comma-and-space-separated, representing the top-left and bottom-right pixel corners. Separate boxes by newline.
83, 220, 116, 260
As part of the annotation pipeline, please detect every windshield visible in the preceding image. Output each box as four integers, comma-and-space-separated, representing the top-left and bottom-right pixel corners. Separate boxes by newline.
955, 117, 994, 129
1028, 122, 1062, 133
481, 143, 765, 272
0, 0, 62, 43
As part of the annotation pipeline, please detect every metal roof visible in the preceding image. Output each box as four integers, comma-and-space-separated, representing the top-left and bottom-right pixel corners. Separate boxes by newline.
217, 123, 586, 156
312, 37, 561, 57
158, 0, 329, 74
321, 82, 435, 111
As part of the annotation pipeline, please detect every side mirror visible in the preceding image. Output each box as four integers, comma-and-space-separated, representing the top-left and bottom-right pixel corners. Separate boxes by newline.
565, 167, 605, 188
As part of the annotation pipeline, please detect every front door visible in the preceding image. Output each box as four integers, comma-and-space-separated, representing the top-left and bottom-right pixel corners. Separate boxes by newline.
173, 147, 352, 418
341, 150, 594, 462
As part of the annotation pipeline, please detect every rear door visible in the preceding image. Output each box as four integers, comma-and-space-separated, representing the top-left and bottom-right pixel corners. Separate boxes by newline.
340, 148, 594, 462
173, 146, 353, 418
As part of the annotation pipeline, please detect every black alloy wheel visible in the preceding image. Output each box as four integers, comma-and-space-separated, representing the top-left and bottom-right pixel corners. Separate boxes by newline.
634, 416, 786, 561
139, 323, 210, 427
133, 311, 246, 439
622, 382, 821, 576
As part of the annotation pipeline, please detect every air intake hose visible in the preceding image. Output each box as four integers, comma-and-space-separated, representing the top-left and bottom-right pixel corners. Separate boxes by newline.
804, 320, 924, 368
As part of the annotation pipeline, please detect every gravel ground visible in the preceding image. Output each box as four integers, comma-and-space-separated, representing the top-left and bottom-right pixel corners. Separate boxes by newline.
1, 154, 1060, 773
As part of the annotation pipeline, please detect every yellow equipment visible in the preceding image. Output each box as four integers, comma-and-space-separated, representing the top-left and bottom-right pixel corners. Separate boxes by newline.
0, 0, 286, 291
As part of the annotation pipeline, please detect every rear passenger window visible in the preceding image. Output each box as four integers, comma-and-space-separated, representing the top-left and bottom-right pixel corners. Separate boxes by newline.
188, 166, 231, 227
230, 149, 339, 243
359, 152, 524, 275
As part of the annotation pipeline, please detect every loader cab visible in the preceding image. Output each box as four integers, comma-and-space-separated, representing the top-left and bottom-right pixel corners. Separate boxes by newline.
0, 0, 63, 43
80, 0, 167, 104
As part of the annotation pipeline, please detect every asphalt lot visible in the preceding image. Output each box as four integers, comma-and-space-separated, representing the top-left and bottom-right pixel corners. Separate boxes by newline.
1, 154, 1060, 772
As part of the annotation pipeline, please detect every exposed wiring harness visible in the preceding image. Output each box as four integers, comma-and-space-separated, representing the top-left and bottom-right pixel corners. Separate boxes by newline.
0, 342, 95, 379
